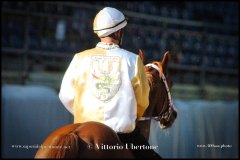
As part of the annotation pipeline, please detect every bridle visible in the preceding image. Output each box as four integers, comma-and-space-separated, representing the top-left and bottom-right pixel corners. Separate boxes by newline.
138, 63, 176, 124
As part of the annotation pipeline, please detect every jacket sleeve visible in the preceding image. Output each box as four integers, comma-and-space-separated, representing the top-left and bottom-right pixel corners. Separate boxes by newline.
131, 56, 150, 119
59, 55, 78, 115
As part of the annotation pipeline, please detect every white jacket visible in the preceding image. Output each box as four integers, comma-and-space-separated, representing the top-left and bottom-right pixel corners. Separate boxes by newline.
59, 42, 150, 133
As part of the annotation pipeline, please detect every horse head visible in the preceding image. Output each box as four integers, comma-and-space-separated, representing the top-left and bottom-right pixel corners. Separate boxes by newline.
137, 49, 177, 139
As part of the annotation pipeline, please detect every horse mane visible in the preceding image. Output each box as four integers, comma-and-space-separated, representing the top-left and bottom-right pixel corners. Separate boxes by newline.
54, 132, 79, 158
35, 131, 80, 158
144, 62, 162, 90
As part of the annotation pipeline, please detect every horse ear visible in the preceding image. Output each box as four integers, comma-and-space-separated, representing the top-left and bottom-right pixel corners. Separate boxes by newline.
138, 49, 145, 65
162, 51, 170, 70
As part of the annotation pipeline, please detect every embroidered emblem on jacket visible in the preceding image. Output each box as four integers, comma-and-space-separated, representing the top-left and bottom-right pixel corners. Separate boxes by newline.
90, 55, 121, 102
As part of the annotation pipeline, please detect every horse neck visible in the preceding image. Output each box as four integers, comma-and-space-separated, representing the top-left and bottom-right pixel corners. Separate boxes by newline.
137, 69, 163, 140
145, 68, 164, 117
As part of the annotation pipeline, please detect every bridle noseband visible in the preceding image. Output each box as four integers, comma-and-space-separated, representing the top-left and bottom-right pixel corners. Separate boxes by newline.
138, 63, 176, 122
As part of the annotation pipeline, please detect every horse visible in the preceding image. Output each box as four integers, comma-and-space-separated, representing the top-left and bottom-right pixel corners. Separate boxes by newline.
35, 50, 177, 158
137, 49, 177, 140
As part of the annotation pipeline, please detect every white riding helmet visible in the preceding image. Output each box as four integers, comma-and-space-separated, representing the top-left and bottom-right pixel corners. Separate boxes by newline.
93, 7, 127, 37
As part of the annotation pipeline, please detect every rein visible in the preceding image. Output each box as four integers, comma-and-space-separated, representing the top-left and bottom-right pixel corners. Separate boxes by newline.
138, 63, 175, 121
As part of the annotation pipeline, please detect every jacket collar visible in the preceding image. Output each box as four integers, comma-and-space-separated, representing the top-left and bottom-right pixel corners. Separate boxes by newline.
96, 42, 119, 50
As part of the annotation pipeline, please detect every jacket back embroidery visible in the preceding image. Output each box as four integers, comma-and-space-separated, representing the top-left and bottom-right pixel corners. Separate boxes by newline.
90, 55, 121, 102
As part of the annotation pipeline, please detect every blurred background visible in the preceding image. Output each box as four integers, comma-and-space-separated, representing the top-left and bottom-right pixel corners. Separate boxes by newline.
1, 1, 239, 158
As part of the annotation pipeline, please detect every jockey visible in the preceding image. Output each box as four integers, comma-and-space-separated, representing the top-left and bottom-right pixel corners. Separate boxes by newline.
59, 7, 160, 158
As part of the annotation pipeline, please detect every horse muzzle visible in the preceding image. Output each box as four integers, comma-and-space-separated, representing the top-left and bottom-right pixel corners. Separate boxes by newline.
158, 108, 177, 129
